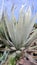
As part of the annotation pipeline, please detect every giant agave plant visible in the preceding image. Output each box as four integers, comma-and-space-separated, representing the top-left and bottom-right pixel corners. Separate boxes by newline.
2, 5, 37, 49
0, 5, 37, 65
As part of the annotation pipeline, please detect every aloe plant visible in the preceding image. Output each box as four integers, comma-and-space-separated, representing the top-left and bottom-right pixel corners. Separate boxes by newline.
3, 6, 37, 49
0, 5, 37, 65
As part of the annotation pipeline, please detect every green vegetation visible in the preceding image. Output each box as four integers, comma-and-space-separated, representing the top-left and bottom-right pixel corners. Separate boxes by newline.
0, 5, 37, 65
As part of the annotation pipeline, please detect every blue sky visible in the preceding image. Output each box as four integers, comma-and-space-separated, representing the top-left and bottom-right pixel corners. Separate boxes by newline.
0, 0, 37, 23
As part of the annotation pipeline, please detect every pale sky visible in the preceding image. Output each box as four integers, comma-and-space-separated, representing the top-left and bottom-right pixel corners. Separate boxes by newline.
0, 0, 37, 22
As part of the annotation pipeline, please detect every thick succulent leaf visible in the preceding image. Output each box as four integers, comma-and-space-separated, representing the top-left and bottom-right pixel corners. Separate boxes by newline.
14, 5, 24, 48
4, 10, 16, 44
2, 14, 9, 40
29, 46, 37, 50
0, 12, 10, 40
22, 7, 32, 43
11, 5, 17, 26
25, 29, 37, 47
3, 21, 9, 40
0, 21, 6, 39
0, 37, 14, 47
11, 5, 18, 44
26, 13, 37, 39
18, 5, 24, 24
23, 8, 37, 46
23, 7, 35, 41
0, 0, 4, 21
